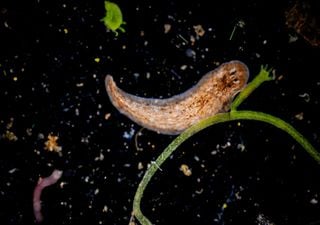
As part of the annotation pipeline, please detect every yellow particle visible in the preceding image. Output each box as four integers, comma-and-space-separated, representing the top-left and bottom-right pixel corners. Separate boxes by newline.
180, 164, 192, 176
44, 134, 62, 152
13, 76, 18, 81
6, 118, 14, 129
63, 28, 68, 34
94, 57, 101, 63
2, 130, 18, 141
222, 203, 228, 209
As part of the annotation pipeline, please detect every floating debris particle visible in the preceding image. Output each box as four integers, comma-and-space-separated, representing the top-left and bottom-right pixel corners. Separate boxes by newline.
185, 48, 196, 58
44, 134, 62, 153
102, 205, 108, 212
299, 92, 310, 102
123, 128, 135, 139
310, 198, 318, 205
180, 164, 192, 176
256, 213, 275, 225
101, 1, 126, 36
193, 24, 205, 37
164, 23, 171, 33
229, 20, 245, 40
285, 0, 320, 47
6, 117, 14, 129
2, 118, 18, 141
2, 130, 18, 141
294, 112, 304, 120
138, 162, 144, 170
180, 65, 187, 70
134, 127, 144, 151
104, 113, 111, 120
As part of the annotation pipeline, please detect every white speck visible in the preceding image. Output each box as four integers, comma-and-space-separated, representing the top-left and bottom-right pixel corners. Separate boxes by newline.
81, 136, 90, 143
151, 161, 162, 171
133, 73, 140, 79
221, 142, 231, 149
102, 205, 108, 213
299, 93, 310, 102
123, 128, 135, 139
94, 153, 104, 161
237, 143, 246, 151
310, 198, 318, 204
211, 150, 217, 155
4, 21, 10, 28
76, 83, 84, 87
185, 49, 196, 58
8, 168, 17, 174
138, 162, 144, 170
288, 34, 299, 43
180, 65, 187, 70
75, 108, 79, 116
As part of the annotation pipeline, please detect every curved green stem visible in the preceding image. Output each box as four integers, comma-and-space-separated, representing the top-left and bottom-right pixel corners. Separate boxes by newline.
231, 65, 274, 111
133, 110, 320, 225
132, 65, 319, 225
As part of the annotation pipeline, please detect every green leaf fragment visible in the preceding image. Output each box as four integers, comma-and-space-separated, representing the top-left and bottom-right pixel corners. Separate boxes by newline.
101, 1, 126, 36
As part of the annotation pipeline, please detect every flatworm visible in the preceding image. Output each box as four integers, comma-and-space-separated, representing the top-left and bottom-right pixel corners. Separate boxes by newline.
33, 169, 63, 223
105, 60, 249, 135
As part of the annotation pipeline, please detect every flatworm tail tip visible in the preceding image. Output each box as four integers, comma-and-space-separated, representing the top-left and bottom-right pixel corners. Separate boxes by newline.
105, 75, 115, 93
105, 75, 122, 110
105, 74, 113, 85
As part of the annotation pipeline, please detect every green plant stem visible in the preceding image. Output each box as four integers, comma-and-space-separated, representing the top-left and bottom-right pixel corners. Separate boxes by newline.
132, 65, 319, 224
133, 110, 320, 225
231, 65, 274, 111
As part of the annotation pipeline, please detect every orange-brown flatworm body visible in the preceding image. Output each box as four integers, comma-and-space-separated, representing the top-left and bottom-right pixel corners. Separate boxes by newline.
106, 60, 249, 134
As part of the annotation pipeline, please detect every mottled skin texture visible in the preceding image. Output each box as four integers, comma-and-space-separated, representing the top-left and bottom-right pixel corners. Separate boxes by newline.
105, 60, 249, 134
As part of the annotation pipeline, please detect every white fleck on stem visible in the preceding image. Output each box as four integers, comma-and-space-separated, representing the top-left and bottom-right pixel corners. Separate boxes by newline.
151, 161, 162, 171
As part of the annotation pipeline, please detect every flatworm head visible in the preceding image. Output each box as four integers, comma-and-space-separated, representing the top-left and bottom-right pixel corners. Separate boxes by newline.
105, 60, 249, 134
208, 60, 249, 109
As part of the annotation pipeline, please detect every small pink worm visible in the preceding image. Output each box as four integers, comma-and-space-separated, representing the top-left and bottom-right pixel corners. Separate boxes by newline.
33, 169, 63, 223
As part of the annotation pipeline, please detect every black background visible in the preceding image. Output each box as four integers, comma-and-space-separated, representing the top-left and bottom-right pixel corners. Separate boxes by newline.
0, 0, 320, 224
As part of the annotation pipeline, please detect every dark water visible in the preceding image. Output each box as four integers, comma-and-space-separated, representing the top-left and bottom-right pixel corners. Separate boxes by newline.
0, 0, 320, 224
